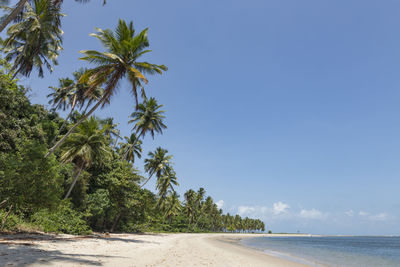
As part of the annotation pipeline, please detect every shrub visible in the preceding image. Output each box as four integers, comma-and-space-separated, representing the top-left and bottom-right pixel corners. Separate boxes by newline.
0, 210, 21, 231
31, 202, 90, 235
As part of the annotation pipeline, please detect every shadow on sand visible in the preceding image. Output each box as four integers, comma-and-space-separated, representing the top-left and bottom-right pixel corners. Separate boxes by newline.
0, 233, 157, 266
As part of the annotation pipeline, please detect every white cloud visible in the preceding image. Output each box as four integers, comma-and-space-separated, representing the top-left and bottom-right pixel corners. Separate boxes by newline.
359, 211, 369, 216
273, 202, 290, 215
299, 209, 326, 220
344, 210, 354, 217
216, 200, 224, 210
358, 211, 388, 221
369, 213, 388, 221
237, 205, 268, 216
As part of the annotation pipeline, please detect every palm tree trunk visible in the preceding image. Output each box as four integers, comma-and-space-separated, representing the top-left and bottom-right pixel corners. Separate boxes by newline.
49, 106, 75, 146
82, 103, 90, 115
110, 212, 121, 232
46, 94, 108, 157
11, 65, 24, 80
64, 164, 84, 199
0, 0, 28, 33
140, 172, 154, 188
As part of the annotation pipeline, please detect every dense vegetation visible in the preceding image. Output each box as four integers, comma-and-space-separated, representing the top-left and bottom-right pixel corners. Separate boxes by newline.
0, 0, 265, 235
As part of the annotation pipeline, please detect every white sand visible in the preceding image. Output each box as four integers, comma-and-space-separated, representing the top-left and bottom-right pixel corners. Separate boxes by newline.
0, 233, 310, 266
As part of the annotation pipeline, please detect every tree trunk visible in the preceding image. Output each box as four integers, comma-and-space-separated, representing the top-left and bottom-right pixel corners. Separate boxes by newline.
0, 0, 28, 33
140, 172, 154, 188
110, 212, 121, 232
64, 164, 84, 199
49, 106, 75, 146
46, 93, 108, 157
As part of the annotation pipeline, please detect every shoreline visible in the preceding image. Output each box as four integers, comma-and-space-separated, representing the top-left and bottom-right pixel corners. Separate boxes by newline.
0, 232, 311, 266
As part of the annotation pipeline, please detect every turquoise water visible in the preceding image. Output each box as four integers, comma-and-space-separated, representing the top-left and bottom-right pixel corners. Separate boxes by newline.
241, 236, 400, 267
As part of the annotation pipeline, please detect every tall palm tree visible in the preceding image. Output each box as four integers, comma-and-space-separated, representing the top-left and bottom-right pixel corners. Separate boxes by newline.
142, 147, 172, 188
60, 116, 110, 199
119, 133, 142, 163
47, 19, 167, 156
184, 189, 197, 228
2, 0, 63, 78
156, 166, 178, 207
129, 97, 167, 140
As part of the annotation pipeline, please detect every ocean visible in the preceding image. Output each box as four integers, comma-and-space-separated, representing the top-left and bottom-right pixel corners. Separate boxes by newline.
241, 236, 400, 267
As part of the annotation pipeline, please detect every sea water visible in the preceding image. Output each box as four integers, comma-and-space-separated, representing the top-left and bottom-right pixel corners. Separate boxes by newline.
241, 236, 400, 267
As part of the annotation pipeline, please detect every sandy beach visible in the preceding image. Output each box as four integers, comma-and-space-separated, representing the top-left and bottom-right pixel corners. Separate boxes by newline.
0, 233, 310, 267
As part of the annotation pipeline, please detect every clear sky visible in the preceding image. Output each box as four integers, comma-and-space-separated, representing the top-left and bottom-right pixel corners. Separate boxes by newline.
17, 0, 400, 235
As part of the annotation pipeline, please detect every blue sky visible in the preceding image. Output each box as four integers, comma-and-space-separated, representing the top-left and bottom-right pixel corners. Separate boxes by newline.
14, 0, 400, 235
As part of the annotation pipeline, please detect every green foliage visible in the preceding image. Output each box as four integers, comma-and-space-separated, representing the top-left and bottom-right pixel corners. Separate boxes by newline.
2, 0, 64, 77
0, 210, 21, 231
0, 140, 63, 214
31, 202, 90, 235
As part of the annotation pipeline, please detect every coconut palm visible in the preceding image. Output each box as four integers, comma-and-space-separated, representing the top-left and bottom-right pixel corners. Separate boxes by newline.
48, 69, 103, 145
2, 0, 63, 78
184, 189, 197, 227
156, 166, 178, 207
47, 19, 167, 156
60, 116, 110, 199
100, 117, 120, 146
119, 133, 142, 163
143, 147, 172, 188
129, 97, 167, 140
0, 0, 105, 33
47, 79, 73, 112
163, 191, 181, 222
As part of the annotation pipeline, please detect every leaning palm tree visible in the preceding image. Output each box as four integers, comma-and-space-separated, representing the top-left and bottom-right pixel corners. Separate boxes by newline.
142, 147, 172, 188
129, 97, 167, 140
47, 19, 167, 156
119, 133, 142, 163
2, 0, 63, 78
60, 116, 110, 199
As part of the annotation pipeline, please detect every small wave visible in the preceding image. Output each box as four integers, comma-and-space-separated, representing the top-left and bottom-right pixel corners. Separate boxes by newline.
262, 249, 326, 267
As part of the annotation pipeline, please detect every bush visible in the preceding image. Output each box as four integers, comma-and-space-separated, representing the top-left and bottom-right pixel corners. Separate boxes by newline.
0, 210, 21, 231
31, 202, 90, 235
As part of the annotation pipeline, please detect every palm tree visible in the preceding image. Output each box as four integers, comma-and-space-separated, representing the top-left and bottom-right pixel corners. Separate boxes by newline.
47, 79, 73, 112
47, 19, 167, 156
129, 97, 167, 140
100, 117, 120, 146
2, 0, 63, 78
60, 116, 110, 199
163, 191, 181, 223
0, 0, 105, 33
156, 166, 178, 207
184, 189, 197, 228
143, 147, 172, 188
119, 133, 142, 163
48, 69, 103, 145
